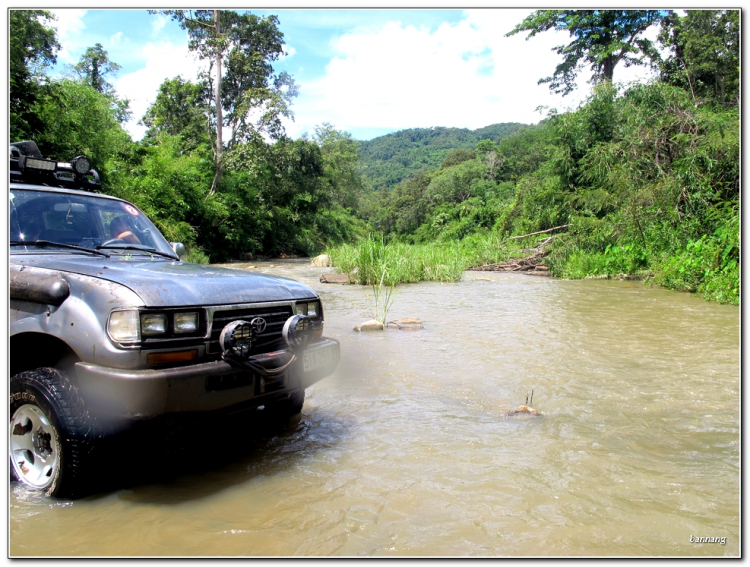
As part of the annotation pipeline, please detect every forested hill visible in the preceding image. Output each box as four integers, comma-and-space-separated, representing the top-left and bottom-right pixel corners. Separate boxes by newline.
357, 123, 526, 190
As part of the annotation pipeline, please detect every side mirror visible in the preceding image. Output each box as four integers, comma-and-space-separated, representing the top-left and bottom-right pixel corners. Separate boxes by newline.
170, 242, 186, 260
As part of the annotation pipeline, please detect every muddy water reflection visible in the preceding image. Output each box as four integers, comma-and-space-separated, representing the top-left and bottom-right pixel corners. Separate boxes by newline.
10, 260, 739, 556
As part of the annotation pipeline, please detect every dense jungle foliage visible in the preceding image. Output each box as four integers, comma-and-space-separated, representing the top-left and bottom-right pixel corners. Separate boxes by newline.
10, 9, 739, 304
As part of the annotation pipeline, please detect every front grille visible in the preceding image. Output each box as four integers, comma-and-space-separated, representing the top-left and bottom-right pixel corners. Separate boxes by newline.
209, 305, 293, 355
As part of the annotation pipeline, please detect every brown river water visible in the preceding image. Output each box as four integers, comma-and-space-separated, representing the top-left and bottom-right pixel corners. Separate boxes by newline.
10, 259, 740, 557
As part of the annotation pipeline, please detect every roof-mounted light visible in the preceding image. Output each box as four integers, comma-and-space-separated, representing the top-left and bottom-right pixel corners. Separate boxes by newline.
71, 155, 92, 175
25, 157, 56, 172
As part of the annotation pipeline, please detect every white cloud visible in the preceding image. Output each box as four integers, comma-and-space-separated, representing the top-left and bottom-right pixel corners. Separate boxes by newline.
110, 31, 124, 45
284, 9, 657, 139
114, 42, 206, 140
49, 9, 87, 64
281, 45, 297, 59
151, 15, 167, 37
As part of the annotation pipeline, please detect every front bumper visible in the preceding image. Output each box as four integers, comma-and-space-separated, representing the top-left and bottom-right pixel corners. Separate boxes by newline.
74, 338, 340, 419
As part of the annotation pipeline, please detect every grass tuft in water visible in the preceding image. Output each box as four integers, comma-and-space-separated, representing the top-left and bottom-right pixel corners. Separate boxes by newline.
326, 232, 527, 286
326, 234, 473, 285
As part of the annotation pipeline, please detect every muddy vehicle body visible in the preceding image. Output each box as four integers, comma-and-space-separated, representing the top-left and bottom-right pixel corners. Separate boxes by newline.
9, 142, 340, 498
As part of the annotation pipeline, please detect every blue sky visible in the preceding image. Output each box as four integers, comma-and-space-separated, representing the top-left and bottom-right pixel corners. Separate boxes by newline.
48, 8, 660, 142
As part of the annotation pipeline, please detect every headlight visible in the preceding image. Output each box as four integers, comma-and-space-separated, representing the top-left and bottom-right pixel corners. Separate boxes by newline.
296, 300, 320, 317
174, 312, 199, 334
307, 301, 319, 317
141, 313, 167, 336
109, 310, 140, 342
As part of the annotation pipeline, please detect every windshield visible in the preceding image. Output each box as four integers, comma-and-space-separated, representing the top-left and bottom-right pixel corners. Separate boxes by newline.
10, 189, 176, 257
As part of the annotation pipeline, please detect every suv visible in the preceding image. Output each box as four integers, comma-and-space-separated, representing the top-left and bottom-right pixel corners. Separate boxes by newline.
9, 141, 340, 498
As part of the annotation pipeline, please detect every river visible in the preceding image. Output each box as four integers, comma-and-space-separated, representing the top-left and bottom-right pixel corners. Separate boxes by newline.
9, 259, 740, 556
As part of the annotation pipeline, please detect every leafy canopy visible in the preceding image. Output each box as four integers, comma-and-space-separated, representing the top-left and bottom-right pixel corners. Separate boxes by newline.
658, 10, 739, 106
141, 76, 211, 151
507, 10, 664, 95
9, 10, 60, 139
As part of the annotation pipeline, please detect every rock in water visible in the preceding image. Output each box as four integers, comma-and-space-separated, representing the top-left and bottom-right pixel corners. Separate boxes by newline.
385, 318, 423, 329
354, 320, 384, 332
506, 405, 541, 416
311, 254, 331, 267
320, 273, 351, 284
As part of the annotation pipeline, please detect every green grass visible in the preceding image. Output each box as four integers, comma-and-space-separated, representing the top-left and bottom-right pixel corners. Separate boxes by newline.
326, 233, 536, 286
326, 235, 468, 285
326, 230, 739, 306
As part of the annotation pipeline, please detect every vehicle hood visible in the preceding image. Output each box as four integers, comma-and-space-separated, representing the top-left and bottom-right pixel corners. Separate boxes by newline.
13, 255, 317, 307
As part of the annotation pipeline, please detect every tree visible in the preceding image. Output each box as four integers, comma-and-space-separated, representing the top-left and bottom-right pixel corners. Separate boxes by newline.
141, 76, 211, 151
440, 148, 475, 170
507, 10, 663, 96
10, 10, 60, 140
71, 43, 121, 94
33, 79, 131, 184
152, 10, 297, 194
312, 123, 365, 211
658, 10, 740, 107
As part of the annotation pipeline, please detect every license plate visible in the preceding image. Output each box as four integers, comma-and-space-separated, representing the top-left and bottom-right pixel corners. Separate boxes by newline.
303, 344, 337, 372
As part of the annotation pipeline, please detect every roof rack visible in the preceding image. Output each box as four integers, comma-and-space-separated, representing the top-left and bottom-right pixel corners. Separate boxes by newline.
10, 140, 101, 192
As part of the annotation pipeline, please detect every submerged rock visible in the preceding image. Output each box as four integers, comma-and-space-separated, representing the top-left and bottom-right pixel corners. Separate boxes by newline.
320, 273, 351, 284
386, 318, 423, 330
506, 405, 541, 416
354, 319, 384, 332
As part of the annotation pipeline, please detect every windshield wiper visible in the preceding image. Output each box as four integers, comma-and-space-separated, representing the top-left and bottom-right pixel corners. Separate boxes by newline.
95, 244, 179, 261
11, 240, 110, 258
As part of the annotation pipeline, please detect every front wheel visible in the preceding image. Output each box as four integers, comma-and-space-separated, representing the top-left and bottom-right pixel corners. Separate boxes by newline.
265, 388, 305, 419
10, 368, 93, 498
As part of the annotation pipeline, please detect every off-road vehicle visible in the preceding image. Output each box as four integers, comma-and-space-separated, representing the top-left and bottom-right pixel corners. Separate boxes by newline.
9, 141, 340, 498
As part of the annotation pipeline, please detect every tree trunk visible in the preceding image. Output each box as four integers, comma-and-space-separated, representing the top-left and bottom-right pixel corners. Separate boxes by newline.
209, 9, 223, 196
602, 55, 615, 82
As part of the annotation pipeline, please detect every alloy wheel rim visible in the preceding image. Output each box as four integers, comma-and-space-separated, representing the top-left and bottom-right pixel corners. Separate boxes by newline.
10, 404, 59, 489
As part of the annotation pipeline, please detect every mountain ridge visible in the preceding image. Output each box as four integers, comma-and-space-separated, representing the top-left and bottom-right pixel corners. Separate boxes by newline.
357, 122, 528, 190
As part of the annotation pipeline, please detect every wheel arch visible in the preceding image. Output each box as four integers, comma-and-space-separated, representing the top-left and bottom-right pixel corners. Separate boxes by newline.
10, 333, 80, 377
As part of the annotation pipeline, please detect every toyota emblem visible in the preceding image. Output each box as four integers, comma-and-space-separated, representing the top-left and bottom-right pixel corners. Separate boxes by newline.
250, 317, 267, 334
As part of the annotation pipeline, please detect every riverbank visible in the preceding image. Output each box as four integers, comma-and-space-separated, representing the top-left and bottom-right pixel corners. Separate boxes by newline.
323, 234, 736, 305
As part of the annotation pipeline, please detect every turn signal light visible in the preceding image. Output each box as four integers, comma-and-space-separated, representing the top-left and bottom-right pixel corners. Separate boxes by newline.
147, 350, 198, 365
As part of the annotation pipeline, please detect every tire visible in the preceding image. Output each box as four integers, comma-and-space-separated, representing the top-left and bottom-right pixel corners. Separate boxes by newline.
266, 388, 305, 418
10, 368, 93, 499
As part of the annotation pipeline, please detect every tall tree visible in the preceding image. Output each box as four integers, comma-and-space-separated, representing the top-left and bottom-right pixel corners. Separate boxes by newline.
658, 10, 740, 107
9, 10, 60, 140
71, 43, 121, 94
152, 10, 297, 195
507, 10, 663, 96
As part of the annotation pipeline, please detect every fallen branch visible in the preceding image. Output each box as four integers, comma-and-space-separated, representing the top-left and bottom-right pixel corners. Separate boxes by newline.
502, 224, 570, 244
